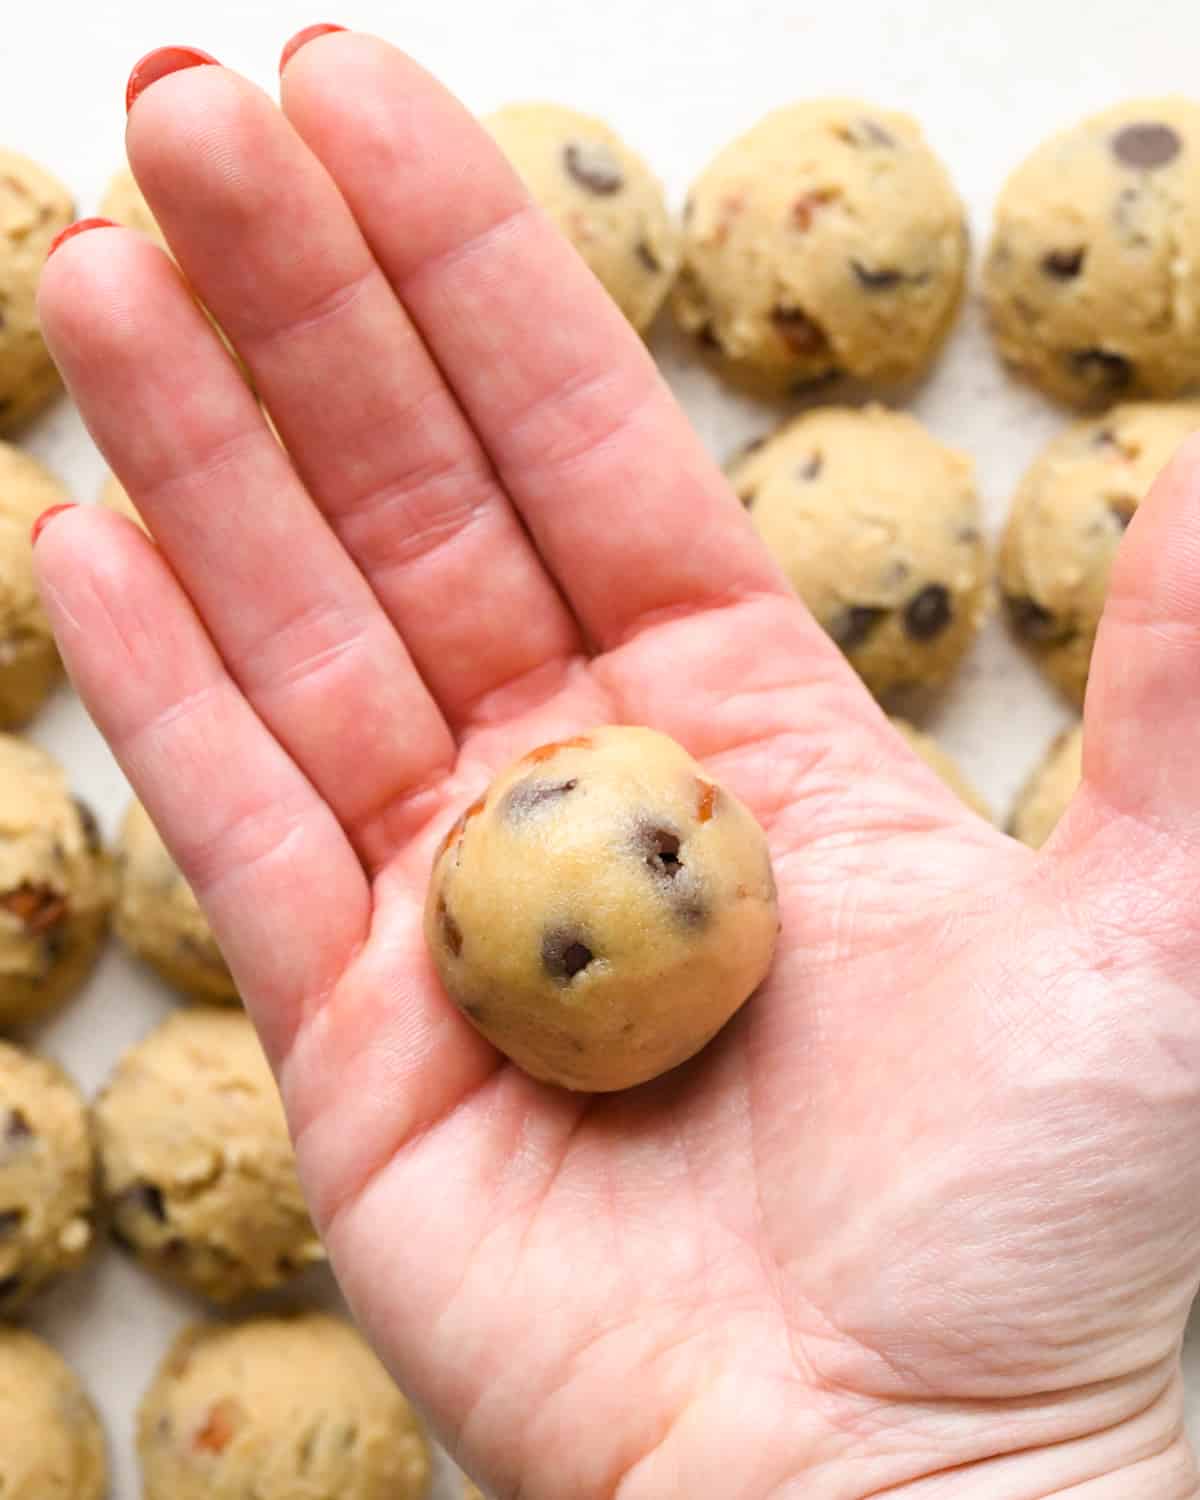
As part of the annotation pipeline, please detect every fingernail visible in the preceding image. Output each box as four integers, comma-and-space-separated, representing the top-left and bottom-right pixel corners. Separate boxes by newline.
31, 504, 77, 547
280, 24, 346, 74
46, 217, 117, 261
126, 45, 219, 113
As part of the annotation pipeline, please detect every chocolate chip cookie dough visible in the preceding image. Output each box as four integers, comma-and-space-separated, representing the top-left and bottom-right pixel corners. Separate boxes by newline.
1000, 401, 1200, 703
890, 719, 991, 820
0, 149, 73, 434
1010, 724, 1083, 849
100, 165, 166, 248
672, 101, 967, 393
985, 99, 1200, 406
115, 799, 237, 1002
0, 1328, 106, 1499
426, 726, 778, 1092
138, 1313, 431, 1500
0, 736, 111, 1028
0, 442, 69, 726
0, 1040, 93, 1314
485, 102, 678, 332
95, 1008, 321, 1302
730, 406, 988, 700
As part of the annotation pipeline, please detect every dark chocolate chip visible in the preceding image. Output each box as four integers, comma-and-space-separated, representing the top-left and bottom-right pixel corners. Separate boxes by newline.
771, 305, 828, 356
640, 825, 683, 879
122, 1181, 167, 1223
904, 584, 953, 641
72, 798, 103, 856
697, 321, 722, 351
5, 1110, 32, 1144
1042, 247, 1085, 279
635, 240, 661, 273
845, 117, 896, 147
851, 259, 905, 291
830, 605, 887, 651
542, 930, 594, 981
440, 903, 463, 958
798, 453, 823, 480
0, 1208, 24, 1236
1092, 426, 1120, 449
1112, 122, 1182, 170
957, 525, 982, 544
1005, 594, 1073, 644
0, 1275, 20, 1301
502, 777, 578, 820
564, 141, 624, 195
1068, 348, 1134, 392
1109, 497, 1138, 530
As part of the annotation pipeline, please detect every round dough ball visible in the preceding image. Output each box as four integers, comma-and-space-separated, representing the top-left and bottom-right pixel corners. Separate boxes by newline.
672, 101, 967, 394
485, 103, 678, 332
100, 166, 165, 248
0, 1040, 93, 1314
426, 726, 778, 1092
890, 719, 991, 820
730, 406, 989, 700
984, 99, 1200, 406
0, 736, 111, 1028
94, 1008, 322, 1302
137, 1313, 430, 1500
115, 799, 236, 1002
0, 442, 68, 726
1000, 401, 1200, 703
1010, 724, 1082, 848
0, 149, 73, 434
0, 1328, 106, 1499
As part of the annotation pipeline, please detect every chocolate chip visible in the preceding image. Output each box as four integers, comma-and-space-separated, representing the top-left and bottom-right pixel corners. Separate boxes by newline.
542, 931, 594, 981
1042, 247, 1085, 278
640, 826, 683, 879
771, 305, 828, 356
1068, 348, 1133, 393
72, 798, 103, 855
904, 584, 953, 641
957, 525, 982, 544
682, 196, 694, 224
844, 117, 896, 147
5, 1110, 32, 1144
1109, 497, 1138, 530
830, 605, 887, 651
439, 902, 462, 958
0, 1208, 23, 1236
1112, 122, 1182, 169
798, 453, 823, 480
851, 260, 904, 291
0, 883, 68, 936
502, 778, 578, 820
1005, 594, 1072, 644
635, 240, 661, 273
0, 1275, 20, 1302
564, 141, 624, 195
120, 1181, 167, 1223
697, 321, 722, 351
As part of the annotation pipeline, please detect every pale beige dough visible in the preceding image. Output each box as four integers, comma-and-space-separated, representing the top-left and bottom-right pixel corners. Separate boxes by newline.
115, 798, 237, 1002
672, 100, 966, 394
0, 1327, 107, 1499
0, 441, 68, 725
426, 726, 778, 1092
1010, 725, 1083, 849
0, 149, 73, 433
485, 102, 679, 332
100, 166, 166, 248
1000, 401, 1200, 703
0, 736, 111, 1028
985, 99, 1200, 406
99, 469, 144, 529
462, 1481, 485, 1499
94, 1007, 322, 1302
730, 406, 989, 701
890, 719, 991, 820
137, 1313, 431, 1500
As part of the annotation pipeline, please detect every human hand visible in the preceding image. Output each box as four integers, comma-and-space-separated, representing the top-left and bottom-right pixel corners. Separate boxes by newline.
34, 32, 1200, 1499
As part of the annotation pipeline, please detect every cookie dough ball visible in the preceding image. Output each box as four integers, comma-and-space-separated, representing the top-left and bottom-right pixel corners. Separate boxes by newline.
1000, 401, 1200, 702
100, 166, 165, 248
0, 442, 69, 725
0, 150, 73, 434
115, 799, 236, 1002
462, 1481, 485, 1500
137, 1313, 431, 1500
95, 1008, 321, 1302
98, 470, 145, 529
672, 101, 967, 394
985, 99, 1200, 406
1010, 725, 1083, 848
485, 103, 678, 332
890, 719, 991, 820
426, 726, 778, 1092
0, 737, 111, 1028
0, 1329, 106, 1498
731, 406, 989, 700
0, 1041, 93, 1314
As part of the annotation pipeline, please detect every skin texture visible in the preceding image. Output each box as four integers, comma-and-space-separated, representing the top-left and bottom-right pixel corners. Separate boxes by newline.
0, 1327, 107, 1499
0, 149, 73, 433
100, 166, 167, 248
30, 32, 1200, 1499
0, 441, 67, 726
1010, 723, 1084, 849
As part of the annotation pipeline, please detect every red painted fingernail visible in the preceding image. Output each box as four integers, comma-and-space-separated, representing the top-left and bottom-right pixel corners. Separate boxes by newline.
31, 504, 77, 546
280, 24, 347, 73
126, 46, 219, 113
46, 217, 118, 261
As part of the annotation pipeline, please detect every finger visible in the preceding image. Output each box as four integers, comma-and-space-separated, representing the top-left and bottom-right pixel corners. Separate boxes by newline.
32, 505, 368, 1063
126, 60, 582, 729
39, 226, 456, 868
281, 33, 789, 650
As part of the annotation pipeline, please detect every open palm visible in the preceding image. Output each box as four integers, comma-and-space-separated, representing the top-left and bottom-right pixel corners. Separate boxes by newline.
35, 33, 1200, 1499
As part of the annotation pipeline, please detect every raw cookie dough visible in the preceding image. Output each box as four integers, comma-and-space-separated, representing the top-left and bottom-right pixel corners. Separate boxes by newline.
99, 469, 144, 529
0, 1040, 93, 1314
94, 1008, 322, 1302
1009, 724, 1083, 848
462, 1481, 485, 1499
0, 1327, 107, 1499
984, 98, 1200, 406
426, 726, 779, 1092
0, 149, 73, 434
115, 798, 237, 1002
890, 719, 991, 820
100, 166, 166, 248
1000, 401, 1200, 703
485, 102, 679, 332
0, 441, 68, 725
0, 735, 111, 1028
672, 100, 967, 394
137, 1313, 431, 1500
730, 406, 989, 700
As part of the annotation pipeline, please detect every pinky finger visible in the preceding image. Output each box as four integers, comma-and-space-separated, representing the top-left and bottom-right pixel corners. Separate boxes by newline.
33, 505, 369, 1065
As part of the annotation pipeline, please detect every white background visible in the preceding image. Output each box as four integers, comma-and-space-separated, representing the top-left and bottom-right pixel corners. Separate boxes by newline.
4, 1, 1200, 1495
